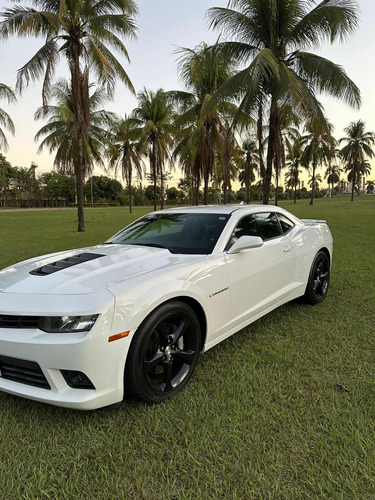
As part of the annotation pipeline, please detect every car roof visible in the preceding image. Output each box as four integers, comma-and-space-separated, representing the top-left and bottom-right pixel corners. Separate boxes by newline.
151, 205, 290, 216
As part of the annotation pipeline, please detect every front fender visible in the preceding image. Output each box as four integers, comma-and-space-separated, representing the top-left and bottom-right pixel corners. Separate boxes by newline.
107, 254, 231, 348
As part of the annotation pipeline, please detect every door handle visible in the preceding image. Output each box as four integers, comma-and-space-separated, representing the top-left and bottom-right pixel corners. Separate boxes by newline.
283, 245, 293, 253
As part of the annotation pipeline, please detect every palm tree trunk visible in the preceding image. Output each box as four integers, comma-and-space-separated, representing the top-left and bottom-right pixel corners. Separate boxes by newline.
129, 164, 132, 214
310, 156, 317, 205
264, 98, 278, 205
160, 163, 164, 210
245, 163, 250, 204
151, 141, 157, 211
257, 102, 265, 180
69, 50, 88, 232
351, 169, 355, 202
203, 175, 209, 205
195, 179, 199, 206
274, 155, 279, 206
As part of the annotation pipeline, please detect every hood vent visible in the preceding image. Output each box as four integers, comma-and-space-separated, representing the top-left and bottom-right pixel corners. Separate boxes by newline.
29, 252, 104, 276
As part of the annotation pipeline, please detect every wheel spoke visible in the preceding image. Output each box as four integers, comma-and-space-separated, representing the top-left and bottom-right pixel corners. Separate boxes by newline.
161, 362, 173, 392
313, 279, 320, 292
320, 272, 329, 280
144, 351, 165, 374
171, 319, 189, 344
155, 322, 170, 346
173, 349, 196, 365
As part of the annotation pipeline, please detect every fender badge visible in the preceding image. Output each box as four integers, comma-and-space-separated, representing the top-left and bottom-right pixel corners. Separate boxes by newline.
209, 287, 229, 298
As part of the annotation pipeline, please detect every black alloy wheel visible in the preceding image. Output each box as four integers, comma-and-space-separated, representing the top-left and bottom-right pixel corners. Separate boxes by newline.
304, 251, 330, 305
125, 301, 201, 403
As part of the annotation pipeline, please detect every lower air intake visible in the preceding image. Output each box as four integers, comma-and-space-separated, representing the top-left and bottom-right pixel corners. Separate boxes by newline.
0, 355, 51, 389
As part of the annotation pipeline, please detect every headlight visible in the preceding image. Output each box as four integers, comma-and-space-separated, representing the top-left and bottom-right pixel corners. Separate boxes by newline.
38, 315, 99, 333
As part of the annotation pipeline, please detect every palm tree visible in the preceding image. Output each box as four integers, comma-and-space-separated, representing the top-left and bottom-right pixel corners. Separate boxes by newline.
1, 0, 137, 231
107, 115, 143, 214
238, 138, 259, 204
173, 127, 200, 205
169, 41, 235, 204
285, 134, 302, 204
325, 163, 341, 197
274, 105, 301, 205
35, 79, 114, 182
207, 0, 361, 205
308, 172, 322, 193
301, 122, 335, 205
339, 120, 375, 201
133, 89, 173, 211
0, 83, 16, 151
366, 180, 375, 194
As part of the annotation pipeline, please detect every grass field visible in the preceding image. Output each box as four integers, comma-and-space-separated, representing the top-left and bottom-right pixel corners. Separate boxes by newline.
0, 197, 374, 499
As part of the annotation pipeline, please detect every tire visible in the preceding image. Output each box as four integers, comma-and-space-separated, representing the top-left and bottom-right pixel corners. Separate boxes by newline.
124, 300, 201, 403
304, 251, 330, 305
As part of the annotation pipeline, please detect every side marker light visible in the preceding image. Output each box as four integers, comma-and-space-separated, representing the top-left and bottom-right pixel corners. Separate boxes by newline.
108, 331, 130, 342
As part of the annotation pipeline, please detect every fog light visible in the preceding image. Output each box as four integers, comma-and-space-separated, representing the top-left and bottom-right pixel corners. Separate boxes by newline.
61, 370, 95, 390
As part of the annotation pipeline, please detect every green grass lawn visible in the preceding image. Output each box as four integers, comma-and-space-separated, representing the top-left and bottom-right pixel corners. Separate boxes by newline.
0, 197, 374, 499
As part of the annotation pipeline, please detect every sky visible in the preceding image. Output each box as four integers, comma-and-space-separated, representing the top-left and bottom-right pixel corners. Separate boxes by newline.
1, 0, 374, 186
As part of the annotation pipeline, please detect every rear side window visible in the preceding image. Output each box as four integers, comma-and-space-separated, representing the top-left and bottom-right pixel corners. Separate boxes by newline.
228, 212, 284, 248
253, 213, 282, 240
277, 214, 295, 234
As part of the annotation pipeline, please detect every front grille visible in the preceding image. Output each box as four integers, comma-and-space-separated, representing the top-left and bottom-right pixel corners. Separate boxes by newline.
30, 252, 104, 276
0, 355, 50, 389
0, 315, 41, 329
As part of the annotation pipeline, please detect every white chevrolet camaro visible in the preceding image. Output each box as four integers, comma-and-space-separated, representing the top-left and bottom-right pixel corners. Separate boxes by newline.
0, 205, 333, 410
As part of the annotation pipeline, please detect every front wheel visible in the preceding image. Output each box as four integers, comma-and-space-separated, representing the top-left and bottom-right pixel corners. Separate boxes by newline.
304, 251, 330, 305
124, 301, 201, 403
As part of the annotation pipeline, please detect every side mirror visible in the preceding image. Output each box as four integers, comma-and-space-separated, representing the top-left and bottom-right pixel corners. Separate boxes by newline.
227, 235, 263, 254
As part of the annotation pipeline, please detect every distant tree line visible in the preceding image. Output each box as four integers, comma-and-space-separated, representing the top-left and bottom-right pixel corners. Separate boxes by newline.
2, 153, 350, 209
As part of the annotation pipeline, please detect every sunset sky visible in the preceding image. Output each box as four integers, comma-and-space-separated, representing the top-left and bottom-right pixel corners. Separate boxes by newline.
1, 0, 374, 187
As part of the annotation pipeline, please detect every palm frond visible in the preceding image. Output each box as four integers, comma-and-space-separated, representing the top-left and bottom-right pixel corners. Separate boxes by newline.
293, 51, 361, 108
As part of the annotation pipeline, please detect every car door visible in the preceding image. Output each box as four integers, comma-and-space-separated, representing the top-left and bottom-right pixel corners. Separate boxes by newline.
225, 212, 297, 329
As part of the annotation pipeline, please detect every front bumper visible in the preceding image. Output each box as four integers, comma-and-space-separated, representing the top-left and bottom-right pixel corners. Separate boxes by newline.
0, 291, 132, 410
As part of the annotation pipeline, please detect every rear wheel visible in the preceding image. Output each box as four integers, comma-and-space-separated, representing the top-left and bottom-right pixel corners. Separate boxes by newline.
304, 251, 330, 305
124, 301, 201, 403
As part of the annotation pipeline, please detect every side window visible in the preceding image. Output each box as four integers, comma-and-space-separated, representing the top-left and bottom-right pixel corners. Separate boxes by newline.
277, 214, 295, 234
252, 212, 282, 241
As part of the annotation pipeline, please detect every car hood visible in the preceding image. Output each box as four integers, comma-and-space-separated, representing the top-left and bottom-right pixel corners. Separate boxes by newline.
0, 244, 200, 295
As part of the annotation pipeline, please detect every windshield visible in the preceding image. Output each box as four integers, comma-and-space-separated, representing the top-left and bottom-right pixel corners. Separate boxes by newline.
105, 213, 230, 254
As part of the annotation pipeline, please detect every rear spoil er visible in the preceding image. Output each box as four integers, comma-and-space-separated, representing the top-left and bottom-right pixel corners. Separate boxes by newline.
209, 287, 229, 298
301, 219, 327, 224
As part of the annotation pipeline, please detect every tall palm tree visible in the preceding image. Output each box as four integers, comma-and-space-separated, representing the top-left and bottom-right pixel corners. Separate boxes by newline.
238, 138, 259, 204
1, 0, 137, 231
133, 88, 173, 211
35, 79, 114, 181
325, 163, 341, 197
285, 133, 302, 204
107, 115, 143, 213
274, 104, 301, 205
173, 127, 200, 205
207, 0, 361, 205
169, 41, 235, 204
339, 120, 375, 201
301, 122, 335, 205
0, 83, 16, 151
